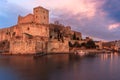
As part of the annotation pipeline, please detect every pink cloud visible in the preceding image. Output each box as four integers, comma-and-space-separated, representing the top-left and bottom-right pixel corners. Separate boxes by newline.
108, 23, 120, 30
8, 0, 104, 18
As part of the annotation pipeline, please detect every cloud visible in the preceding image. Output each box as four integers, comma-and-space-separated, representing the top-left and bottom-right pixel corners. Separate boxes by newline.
48, 0, 120, 41
108, 23, 120, 30
8, 0, 101, 18
102, 0, 120, 22
0, 0, 30, 28
53, 11, 112, 40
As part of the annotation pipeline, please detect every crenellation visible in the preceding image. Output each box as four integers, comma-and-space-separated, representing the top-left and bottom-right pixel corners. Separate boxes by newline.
18, 14, 34, 24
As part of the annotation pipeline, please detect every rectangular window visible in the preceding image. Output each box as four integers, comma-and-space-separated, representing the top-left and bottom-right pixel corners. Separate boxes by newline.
44, 16, 46, 19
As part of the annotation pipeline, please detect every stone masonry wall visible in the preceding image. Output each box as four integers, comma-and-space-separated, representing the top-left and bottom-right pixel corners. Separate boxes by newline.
47, 40, 69, 53
0, 25, 19, 41
10, 39, 69, 54
33, 6, 49, 24
17, 6, 49, 25
0, 23, 49, 42
19, 23, 49, 38
10, 40, 36, 54
35, 41, 47, 53
18, 14, 34, 24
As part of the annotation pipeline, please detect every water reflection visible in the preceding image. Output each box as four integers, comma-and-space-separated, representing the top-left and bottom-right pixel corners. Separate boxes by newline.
100, 53, 119, 61
0, 67, 18, 80
0, 53, 120, 80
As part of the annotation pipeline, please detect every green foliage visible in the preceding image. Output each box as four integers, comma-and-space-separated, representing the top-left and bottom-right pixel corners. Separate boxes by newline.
69, 40, 96, 49
76, 37, 80, 40
86, 40, 96, 49
69, 41, 73, 47
69, 41, 81, 48
81, 43, 86, 47
73, 32, 77, 40
73, 42, 81, 47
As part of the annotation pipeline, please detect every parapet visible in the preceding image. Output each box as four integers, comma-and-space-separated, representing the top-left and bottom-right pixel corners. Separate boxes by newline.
18, 14, 34, 24
33, 6, 49, 12
17, 6, 49, 25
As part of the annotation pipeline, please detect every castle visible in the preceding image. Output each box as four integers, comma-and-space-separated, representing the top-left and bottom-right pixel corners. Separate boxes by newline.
0, 6, 82, 54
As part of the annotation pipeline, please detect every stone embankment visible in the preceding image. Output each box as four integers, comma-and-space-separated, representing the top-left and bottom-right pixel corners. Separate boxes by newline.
70, 49, 112, 54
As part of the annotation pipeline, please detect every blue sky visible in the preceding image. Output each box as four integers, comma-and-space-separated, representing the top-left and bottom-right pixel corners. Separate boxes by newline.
0, 0, 120, 41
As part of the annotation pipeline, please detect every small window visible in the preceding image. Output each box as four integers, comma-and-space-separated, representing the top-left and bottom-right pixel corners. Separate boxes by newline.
2, 42, 5, 45
43, 11, 45, 13
36, 16, 37, 18
6, 32, 8, 35
36, 10, 38, 12
27, 27, 30, 30
12, 32, 16, 36
44, 16, 46, 19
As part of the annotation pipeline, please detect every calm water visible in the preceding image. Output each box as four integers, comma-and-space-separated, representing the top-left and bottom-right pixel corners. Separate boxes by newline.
0, 53, 120, 80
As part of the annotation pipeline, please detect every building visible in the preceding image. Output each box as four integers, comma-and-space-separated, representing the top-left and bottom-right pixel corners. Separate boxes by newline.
95, 41, 103, 49
114, 40, 120, 51
0, 6, 49, 42
18, 6, 49, 25
0, 6, 70, 54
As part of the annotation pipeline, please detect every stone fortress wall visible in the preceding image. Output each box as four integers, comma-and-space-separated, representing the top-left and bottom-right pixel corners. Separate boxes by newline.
0, 6, 82, 54
18, 14, 34, 24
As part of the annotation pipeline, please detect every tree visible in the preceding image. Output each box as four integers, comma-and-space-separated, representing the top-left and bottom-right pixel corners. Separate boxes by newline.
73, 41, 81, 47
73, 32, 77, 40
76, 37, 80, 40
86, 40, 96, 49
81, 43, 86, 47
69, 41, 73, 47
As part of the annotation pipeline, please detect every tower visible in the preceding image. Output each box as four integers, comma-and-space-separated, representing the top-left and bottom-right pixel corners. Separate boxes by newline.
33, 6, 49, 24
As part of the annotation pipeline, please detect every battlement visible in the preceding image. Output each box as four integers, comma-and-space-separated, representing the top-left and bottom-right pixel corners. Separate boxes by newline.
18, 6, 49, 24
33, 6, 48, 12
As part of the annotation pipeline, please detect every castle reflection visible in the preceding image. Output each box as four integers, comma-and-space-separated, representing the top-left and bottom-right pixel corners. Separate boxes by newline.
0, 53, 120, 80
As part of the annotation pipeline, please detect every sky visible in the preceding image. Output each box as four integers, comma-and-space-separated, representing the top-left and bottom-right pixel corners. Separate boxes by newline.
0, 0, 120, 41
